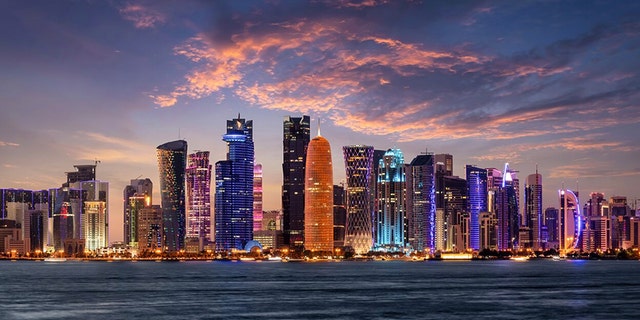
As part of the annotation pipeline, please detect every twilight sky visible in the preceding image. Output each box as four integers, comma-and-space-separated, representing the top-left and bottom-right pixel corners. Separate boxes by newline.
1, 0, 639, 243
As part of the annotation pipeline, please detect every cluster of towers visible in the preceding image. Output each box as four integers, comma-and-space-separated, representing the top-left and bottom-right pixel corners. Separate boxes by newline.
1, 165, 109, 256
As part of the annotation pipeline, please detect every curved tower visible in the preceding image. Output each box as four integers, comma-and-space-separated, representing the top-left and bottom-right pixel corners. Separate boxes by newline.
304, 130, 333, 252
559, 189, 581, 252
157, 140, 187, 252
343, 145, 374, 254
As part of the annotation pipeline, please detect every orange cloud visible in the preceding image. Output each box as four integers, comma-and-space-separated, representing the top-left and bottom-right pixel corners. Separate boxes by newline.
119, 4, 165, 29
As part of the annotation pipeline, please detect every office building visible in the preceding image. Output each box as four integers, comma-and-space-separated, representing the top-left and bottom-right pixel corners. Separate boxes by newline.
342, 145, 375, 254
123, 179, 152, 248
186, 151, 212, 250
253, 163, 263, 232
304, 129, 334, 252
282, 115, 310, 247
375, 148, 406, 250
525, 171, 543, 250
406, 153, 435, 252
215, 115, 254, 251
466, 165, 487, 250
157, 140, 188, 252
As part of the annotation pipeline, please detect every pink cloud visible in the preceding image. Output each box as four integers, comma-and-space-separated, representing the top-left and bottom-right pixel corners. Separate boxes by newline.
119, 4, 165, 29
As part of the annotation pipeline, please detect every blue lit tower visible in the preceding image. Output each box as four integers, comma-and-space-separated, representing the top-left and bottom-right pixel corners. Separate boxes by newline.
342, 145, 375, 254
215, 115, 254, 251
375, 149, 406, 250
282, 115, 310, 247
466, 165, 487, 251
559, 189, 581, 253
157, 140, 187, 252
407, 153, 436, 252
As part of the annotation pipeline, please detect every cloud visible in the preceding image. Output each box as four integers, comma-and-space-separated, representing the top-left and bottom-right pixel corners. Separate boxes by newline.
69, 131, 155, 165
152, 1, 640, 145
119, 3, 165, 29
0, 141, 19, 147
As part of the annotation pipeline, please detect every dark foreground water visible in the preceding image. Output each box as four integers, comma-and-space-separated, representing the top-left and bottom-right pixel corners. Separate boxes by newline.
0, 259, 639, 319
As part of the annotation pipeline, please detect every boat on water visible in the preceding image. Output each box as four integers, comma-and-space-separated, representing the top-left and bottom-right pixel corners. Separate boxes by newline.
266, 256, 283, 262
44, 257, 67, 262
239, 257, 256, 261
510, 256, 529, 261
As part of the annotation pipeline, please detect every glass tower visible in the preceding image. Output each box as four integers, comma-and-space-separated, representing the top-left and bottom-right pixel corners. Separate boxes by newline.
407, 153, 435, 253
253, 163, 263, 232
157, 140, 187, 252
123, 179, 152, 247
186, 151, 212, 247
304, 131, 333, 252
215, 115, 254, 251
342, 145, 375, 254
282, 115, 310, 247
375, 149, 406, 250
466, 165, 487, 251
525, 171, 542, 250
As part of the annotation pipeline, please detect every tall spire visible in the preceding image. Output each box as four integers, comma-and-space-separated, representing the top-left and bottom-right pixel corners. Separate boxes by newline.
317, 118, 321, 137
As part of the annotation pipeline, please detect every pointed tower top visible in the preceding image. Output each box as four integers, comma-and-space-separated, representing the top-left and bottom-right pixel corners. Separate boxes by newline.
317, 118, 321, 137
237, 113, 241, 120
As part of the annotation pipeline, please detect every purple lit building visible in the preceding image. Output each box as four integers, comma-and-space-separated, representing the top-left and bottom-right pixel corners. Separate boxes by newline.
186, 151, 212, 250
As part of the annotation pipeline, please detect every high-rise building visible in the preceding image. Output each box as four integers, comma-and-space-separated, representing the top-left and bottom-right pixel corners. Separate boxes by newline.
610, 196, 630, 249
71, 180, 108, 251
525, 171, 543, 250
333, 184, 346, 248
157, 140, 187, 252
559, 189, 581, 253
282, 115, 310, 247
186, 151, 212, 250
544, 207, 559, 248
48, 186, 84, 253
434, 154, 453, 176
123, 179, 152, 248
1, 189, 49, 252
375, 149, 406, 250
64, 165, 96, 186
342, 145, 375, 254
253, 163, 263, 232
495, 163, 519, 251
466, 165, 487, 250
480, 212, 497, 250
137, 205, 163, 252
406, 153, 435, 253
304, 129, 334, 252
215, 115, 254, 251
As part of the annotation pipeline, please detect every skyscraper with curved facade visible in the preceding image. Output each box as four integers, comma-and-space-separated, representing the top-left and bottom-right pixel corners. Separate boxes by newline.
157, 140, 187, 252
375, 148, 406, 250
186, 151, 212, 248
304, 129, 333, 252
215, 116, 254, 251
343, 145, 374, 254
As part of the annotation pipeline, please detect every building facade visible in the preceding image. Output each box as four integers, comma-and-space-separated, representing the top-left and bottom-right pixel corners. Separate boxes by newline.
282, 115, 310, 247
342, 145, 375, 254
304, 132, 334, 252
466, 165, 487, 251
186, 151, 212, 249
123, 179, 152, 248
406, 153, 435, 253
525, 172, 543, 250
375, 149, 406, 250
157, 140, 188, 252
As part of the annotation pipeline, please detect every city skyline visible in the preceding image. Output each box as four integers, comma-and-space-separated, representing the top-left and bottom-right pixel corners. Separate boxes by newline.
1, 1, 639, 243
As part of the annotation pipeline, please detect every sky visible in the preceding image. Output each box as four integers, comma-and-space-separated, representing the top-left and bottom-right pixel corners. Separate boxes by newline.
1, 0, 639, 244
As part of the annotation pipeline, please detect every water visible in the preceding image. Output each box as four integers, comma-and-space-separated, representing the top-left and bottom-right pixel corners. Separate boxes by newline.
0, 259, 639, 319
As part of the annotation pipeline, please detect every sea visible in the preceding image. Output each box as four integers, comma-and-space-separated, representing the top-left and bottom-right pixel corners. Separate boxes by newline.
0, 259, 639, 319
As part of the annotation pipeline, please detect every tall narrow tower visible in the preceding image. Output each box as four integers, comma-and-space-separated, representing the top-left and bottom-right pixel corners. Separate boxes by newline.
342, 145, 374, 254
375, 148, 406, 250
215, 115, 254, 251
525, 170, 542, 250
466, 165, 487, 251
186, 151, 212, 248
157, 140, 187, 252
304, 125, 333, 252
282, 115, 310, 247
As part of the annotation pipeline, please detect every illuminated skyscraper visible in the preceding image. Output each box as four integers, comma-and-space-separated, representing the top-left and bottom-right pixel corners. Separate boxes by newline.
495, 163, 519, 250
333, 184, 346, 248
71, 180, 109, 251
375, 148, 406, 250
342, 145, 374, 254
157, 140, 187, 252
525, 171, 542, 250
215, 115, 254, 251
559, 189, 581, 253
304, 128, 334, 252
186, 151, 212, 249
466, 165, 487, 250
406, 153, 435, 252
124, 179, 152, 248
282, 115, 310, 246
253, 163, 263, 232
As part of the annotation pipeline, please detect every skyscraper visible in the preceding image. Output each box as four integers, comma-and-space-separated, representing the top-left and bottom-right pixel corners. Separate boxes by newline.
304, 128, 334, 252
406, 153, 435, 252
186, 151, 212, 249
157, 140, 187, 252
559, 189, 581, 253
466, 165, 487, 251
333, 184, 346, 248
375, 148, 406, 250
123, 179, 152, 247
495, 163, 519, 250
525, 171, 542, 250
72, 180, 109, 251
282, 115, 310, 247
342, 145, 375, 254
215, 115, 254, 251
253, 163, 263, 232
